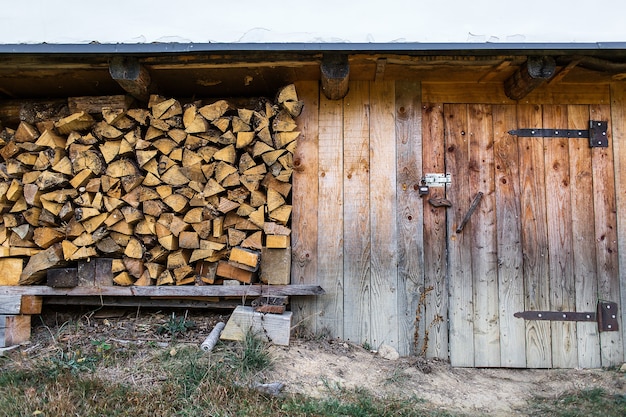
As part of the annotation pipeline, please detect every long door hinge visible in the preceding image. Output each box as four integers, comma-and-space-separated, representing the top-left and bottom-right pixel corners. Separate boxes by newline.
514, 301, 618, 332
509, 120, 608, 148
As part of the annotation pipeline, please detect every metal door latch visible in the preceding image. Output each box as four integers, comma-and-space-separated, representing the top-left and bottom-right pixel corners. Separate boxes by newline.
508, 120, 608, 148
514, 300, 619, 332
423, 173, 451, 187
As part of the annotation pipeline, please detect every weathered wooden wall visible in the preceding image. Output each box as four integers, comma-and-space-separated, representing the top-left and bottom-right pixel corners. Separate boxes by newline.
291, 79, 626, 367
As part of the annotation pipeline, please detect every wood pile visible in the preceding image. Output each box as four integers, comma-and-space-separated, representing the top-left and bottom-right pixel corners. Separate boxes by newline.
0, 85, 303, 287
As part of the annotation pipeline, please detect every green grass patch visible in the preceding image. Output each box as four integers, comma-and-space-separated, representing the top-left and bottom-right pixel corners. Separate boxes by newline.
524, 387, 626, 417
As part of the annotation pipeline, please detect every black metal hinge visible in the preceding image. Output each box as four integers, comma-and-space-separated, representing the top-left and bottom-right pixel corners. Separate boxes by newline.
509, 120, 608, 148
514, 300, 619, 332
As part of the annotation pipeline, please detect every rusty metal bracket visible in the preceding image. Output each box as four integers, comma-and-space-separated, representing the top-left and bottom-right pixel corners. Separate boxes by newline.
508, 120, 608, 148
514, 300, 619, 332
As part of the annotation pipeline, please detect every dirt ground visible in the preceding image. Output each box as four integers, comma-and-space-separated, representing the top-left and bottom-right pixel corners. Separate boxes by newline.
13, 307, 626, 416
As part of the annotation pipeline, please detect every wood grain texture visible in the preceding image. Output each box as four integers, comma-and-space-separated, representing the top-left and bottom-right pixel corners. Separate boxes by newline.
443, 103, 472, 365
542, 105, 578, 368
317, 92, 345, 338
591, 104, 623, 367
422, 82, 610, 105
609, 83, 626, 364
369, 81, 399, 350
493, 105, 526, 367
342, 81, 371, 345
467, 104, 500, 367
568, 104, 601, 368
421, 103, 449, 360
395, 81, 424, 356
291, 81, 320, 333
517, 104, 552, 368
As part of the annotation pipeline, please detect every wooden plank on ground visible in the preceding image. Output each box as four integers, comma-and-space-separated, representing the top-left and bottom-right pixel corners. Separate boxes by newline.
220, 305, 292, 346
444, 104, 472, 365
493, 105, 526, 367
369, 80, 398, 350
591, 103, 624, 367
423, 103, 450, 360
290, 81, 320, 334
517, 104, 552, 368
467, 104, 500, 367
568, 104, 601, 368
609, 83, 626, 364
0, 315, 31, 347
343, 81, 371, 345
542, 104, 578, 368
395, 80, 424, 356
317, 92, 344, 339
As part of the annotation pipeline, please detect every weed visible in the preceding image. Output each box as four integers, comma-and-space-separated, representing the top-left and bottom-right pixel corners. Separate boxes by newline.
222, 330, 273, 378
524, 387, 626, 417
362, 340, 372, 351
91, 338, 112, 354
156, 312, 196, 339
385, 366, 411, 385
45, 349, 97, 377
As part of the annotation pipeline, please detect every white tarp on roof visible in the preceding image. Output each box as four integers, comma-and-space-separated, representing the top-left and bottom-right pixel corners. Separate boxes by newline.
0, 0, 625, 45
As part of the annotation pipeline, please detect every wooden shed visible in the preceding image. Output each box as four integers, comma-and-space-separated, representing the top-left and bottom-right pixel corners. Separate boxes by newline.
0, 43, 625, 368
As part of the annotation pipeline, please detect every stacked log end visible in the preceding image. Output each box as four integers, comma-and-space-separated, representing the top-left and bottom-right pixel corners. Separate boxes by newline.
0, 84, 304, 287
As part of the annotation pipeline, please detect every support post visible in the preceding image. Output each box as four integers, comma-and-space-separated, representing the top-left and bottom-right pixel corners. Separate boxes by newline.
109, 56, 153, 102
320, 53, 350, 100
504, 56, 556, 100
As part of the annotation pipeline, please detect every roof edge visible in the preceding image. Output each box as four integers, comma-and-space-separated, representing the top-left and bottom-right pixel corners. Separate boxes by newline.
1, 42, 626, 55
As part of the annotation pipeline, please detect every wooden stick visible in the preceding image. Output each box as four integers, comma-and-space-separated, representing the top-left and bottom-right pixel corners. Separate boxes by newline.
456, 192, 483, 233
200, 321, 225, 352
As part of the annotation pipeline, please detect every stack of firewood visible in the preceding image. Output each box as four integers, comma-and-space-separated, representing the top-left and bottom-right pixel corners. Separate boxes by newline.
0, 84, 302, 286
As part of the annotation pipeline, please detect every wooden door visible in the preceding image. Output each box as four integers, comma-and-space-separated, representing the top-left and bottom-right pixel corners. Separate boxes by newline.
428, 103, 623, 368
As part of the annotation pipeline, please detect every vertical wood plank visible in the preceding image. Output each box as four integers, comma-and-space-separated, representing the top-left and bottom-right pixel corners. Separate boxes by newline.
291, 81, 320, 333
610, 83, 626, 364
444, 103, 472, 365
421, 103, 449, 360
316, 91, 345, 339
591, 104, 623, 366
517, 104, 552, 368
395, 81, 424, 356
543, 105, 578, 368
468, 104, 500, 367
369, 81, 398, 350
343, 81, 371, 345
493, 105, 526, 367
568, 104, 601, 368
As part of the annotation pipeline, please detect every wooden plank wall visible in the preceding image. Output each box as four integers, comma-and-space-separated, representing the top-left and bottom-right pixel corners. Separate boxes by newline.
293, 80, 625, 365
293, 80, 426, 355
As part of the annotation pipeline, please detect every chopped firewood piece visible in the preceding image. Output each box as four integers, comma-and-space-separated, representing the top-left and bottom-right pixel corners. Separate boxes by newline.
113, 271, 134, 286
106, 159, 140, 178
229, 246, 260, 269
267, 188, 286, 212
216, 260, 254, 283
36, 130, 66, 149
263, 221, 291, 236
124, 237, 144, 259
269, 205, 292, 225
179, 231, 200, 249
156, 269, 174, 285
248, 206, 266, 229
266, 234, 291, 249
228, 228, 247, 247
19, 243, 64, 285
14, 121, 40, 143
274, 131, 300, 149
241, 230, 263, 250
218, 197, 240, 214
55, 112, 95, 135
167, 249, 190, 270
199, 100, 229, 121
123, 256, 145, 278
33, 227, 64, 249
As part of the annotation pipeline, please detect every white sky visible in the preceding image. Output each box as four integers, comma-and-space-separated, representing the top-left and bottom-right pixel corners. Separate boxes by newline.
0, 0, 625, 44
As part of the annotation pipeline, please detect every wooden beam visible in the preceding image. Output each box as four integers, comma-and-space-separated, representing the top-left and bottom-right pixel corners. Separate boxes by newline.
108, 57, 153, 102
504, 56, 556, 100
320, 54, 350, 100
0, 284, 325, 297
